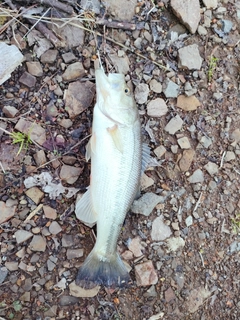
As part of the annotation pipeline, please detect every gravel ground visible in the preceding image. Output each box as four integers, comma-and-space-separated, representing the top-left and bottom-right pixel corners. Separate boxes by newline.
0, 0, 240, 319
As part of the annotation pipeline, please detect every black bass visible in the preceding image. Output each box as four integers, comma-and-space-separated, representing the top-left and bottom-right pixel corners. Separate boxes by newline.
75, 64, 142, 288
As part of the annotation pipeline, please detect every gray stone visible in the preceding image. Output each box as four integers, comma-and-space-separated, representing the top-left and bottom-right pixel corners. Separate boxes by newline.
103, 0, 138, 21
26, 61, 43, 77
29, 235, 47, 252
198, 25, 208, 36
147, 98, 168, 117
171, 0, 200, 34
33, 150, 47, 166
188, 169, 204, 183
185, 215, 193, 227
229, 241, 240, 253
164, 115, 183, 135
19, 72, 36, 88
204, 162, 219, 176
62, 234, 74, 247
149, 79, 162, 93
49, 221, 62, 235
2, 105, 18, 118
0, 266, 8, 284
62, 62, 86, 81
60, 165, 82, 184
177, 137, 191, 149
131, 192, 167, 216
5, 261, 18, 271
134, 83, 149, 104
62, 52, 77, 64
154, 145, 167, 158
15, 230, 33, 244
151, 216, 172, 241
40, 49, 58, 64
222, 20, 233, 33
81, 0, 100, 13
224, 151, 236, 162
0, 43, 24, 85
59, 295, 80, 306
203, 0, 218, 9
200, 136, 212, 148
178, 44, 203, 70
163, 79, 179, 98
66, 249, 84, 259
204, 10, 212, 27
108, 53, 130, 74
213, 92, 223, 100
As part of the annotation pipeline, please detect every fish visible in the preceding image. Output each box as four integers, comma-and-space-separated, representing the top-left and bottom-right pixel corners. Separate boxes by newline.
75, 63, 150, 288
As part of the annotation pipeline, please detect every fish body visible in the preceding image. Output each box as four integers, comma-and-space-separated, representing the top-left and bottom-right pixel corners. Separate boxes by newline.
75, 67, 142, 288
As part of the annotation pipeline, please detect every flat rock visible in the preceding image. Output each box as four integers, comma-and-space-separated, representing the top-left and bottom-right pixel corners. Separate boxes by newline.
33, 150, 46, 166
179, 149, 195, 171
177, 137, 191, 149
0, 266, 8, 284
151, 216, 172, 241
62, 234, 74, 247
187, 287, 211, 313
154, 145, 167, 158
40, 49, 58, 64
135, 261, 158, 286
19, 72, 36, 88
15, 230, 33, 244
108, 53, 130, 74
26, 61, 43, 77
29, 235, 46, 251
25, 187, 44, 204
5, 261, 18, 271
177, 95, 201, 111
171, 0, 200, 34
59, 295, 80, 306
131, 192, 166, 216
64, 80, 95, 118
166, 237, 185, 252
163, 79, 179, 98
231, 128, 240, 146
49, 221, 62, 235
199, 136, 212, 148
62, 62, 86, 81
134, 83, 149, 104
2, 105, 18, 118
15, 118, 46, 145
0, 43, 24, 85
52, 21, 84, 48
105, 0, 138, 21
69, 281, 100, 297
60, 165, 83, 184
224, 151, 236, 162
149, 79, 162, 93
140, 173, 154, 190
62, 52, 77, 64
178, 44, 203, 70
202, 0, 218, 9
164, 115, 183, 135
188, 169, 204, 183
43, 205, 57, 220
165, 287, 176, 302
0, 201, 16, 224
204, 161, 219, 176
128, 237, 144, 257
147, 98, 168, 117
67, 249, 84, 259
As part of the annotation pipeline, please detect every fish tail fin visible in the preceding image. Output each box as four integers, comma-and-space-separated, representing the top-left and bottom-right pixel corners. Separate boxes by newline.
75, 249, 131, 289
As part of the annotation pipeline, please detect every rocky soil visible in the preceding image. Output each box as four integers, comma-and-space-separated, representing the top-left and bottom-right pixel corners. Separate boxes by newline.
0, 0, 240, 319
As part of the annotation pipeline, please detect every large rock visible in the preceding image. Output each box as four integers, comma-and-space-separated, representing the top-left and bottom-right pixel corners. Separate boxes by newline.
104, 0, 138, 21
171, 0, 200, 34
178, 44, 203, 70
64, 81, 95, 118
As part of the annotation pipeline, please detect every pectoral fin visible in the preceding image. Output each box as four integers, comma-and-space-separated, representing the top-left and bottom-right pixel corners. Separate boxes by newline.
75, 188, 97, 226
85, 133, 96, 162
107, 124, 123, 153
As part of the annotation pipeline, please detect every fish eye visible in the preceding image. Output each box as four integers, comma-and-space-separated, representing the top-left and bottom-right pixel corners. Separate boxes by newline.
124, 87, 131, 95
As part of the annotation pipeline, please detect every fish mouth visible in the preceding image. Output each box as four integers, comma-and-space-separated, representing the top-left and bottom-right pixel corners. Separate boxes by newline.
95, 68, 125, 99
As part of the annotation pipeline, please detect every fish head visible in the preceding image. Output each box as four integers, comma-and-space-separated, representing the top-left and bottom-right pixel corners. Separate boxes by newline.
95, 68, 138, 125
